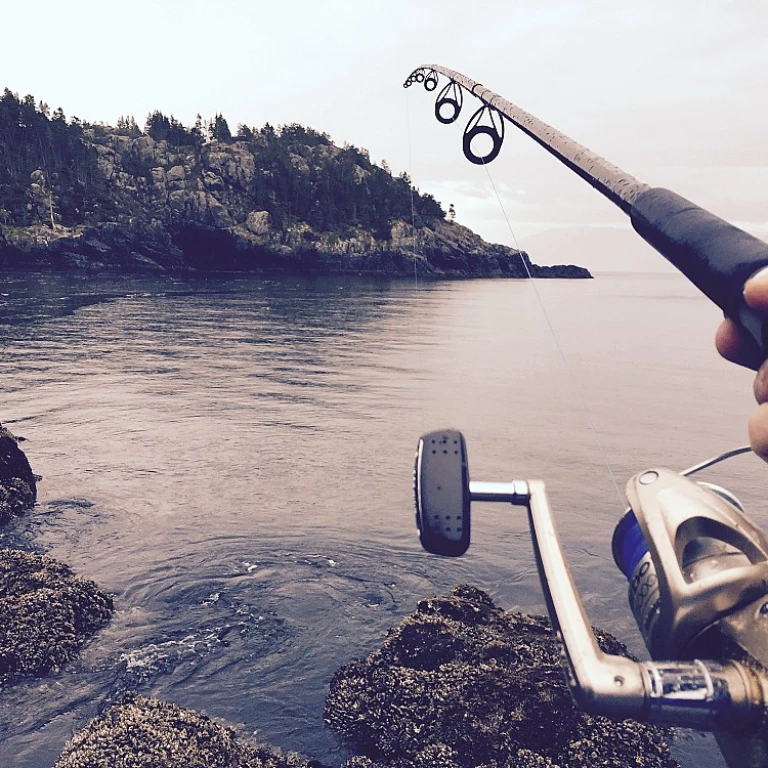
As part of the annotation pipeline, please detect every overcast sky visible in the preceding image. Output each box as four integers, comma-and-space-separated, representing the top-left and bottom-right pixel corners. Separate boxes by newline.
2, 0, 766, 270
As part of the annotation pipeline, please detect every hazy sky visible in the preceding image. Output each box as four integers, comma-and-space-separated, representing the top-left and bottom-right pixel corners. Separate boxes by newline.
2, 0, 766, 270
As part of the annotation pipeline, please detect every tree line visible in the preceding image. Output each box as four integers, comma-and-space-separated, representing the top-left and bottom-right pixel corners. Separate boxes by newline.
0, 88, 444, 236
0, 89, 111, 227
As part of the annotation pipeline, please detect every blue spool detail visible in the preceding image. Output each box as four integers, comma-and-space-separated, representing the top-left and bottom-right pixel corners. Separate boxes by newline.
612, 511, 649, 578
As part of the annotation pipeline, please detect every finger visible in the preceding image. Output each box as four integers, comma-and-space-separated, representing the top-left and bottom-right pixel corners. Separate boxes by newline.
754, 361, 768, 405
743, 266, 768, 312
749, 403, 768, 462
715, 318, 764, 370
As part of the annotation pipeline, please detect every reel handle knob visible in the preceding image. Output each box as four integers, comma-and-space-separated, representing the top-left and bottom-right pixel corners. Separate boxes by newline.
414, 430, 471, 556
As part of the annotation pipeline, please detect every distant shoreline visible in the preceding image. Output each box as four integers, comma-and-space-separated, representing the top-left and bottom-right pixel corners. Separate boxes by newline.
1, 223, 592, 280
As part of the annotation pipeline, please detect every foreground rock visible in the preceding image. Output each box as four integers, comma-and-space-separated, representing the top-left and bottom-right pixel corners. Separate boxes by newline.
0, 422, 37, 524
55, 694, 319, 768
325, 585, 678, 768
0, 427, 112, 684
0, 549, 113, 685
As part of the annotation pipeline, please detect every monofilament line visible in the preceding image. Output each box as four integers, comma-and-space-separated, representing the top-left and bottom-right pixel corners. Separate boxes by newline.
405, 87, 428, 432
480, 161, 626, 508
404, 89, 418, 286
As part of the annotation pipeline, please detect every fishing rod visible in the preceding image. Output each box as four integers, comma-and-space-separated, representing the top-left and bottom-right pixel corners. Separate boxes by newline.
405, 65, 768, 767
404, 64, 768, 354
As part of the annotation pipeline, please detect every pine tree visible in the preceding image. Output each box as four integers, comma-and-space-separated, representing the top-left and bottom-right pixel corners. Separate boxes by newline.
236, 123, 254, 141
145, 110, 171, 141
210, 113, 232, 142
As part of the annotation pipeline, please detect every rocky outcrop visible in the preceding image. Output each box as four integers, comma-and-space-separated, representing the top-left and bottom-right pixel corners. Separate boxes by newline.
0, 423, 36, 524
54, 694, 319, 768
1, 131, 591, 279
52, 586, 677, 767
325, 585, 678, 768
0, 549, 113, 685
0, 427, 113, 686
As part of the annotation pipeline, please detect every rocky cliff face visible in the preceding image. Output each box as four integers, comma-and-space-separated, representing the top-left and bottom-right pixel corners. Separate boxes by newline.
1, 128, 591, 279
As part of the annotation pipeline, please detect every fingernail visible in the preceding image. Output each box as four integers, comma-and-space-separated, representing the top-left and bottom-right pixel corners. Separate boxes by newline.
746, 265, 768, 290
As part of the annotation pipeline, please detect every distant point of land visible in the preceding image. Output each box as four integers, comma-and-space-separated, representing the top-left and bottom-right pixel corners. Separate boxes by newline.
0, 90, 590, 279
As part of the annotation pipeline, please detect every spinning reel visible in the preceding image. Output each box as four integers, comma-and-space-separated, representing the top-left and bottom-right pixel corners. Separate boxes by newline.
405, 62, 768, 766
414, 429, 768, 763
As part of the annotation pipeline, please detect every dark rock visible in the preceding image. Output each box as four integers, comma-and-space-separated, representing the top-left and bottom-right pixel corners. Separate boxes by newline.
54, 693, 321, 768
324, 585, 678, 768
529, 263, 593, 279
46, 223, 188, 272
0, 422, 37, 524
0, 549, 113, 685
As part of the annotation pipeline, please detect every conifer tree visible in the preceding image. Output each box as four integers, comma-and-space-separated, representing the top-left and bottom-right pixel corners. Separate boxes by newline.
210, 113, 232, 142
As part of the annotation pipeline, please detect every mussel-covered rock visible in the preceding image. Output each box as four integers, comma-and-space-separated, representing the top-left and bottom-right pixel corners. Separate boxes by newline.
325, 585, 678, 768
0, 549, 113, 685
55, 694, 320, 768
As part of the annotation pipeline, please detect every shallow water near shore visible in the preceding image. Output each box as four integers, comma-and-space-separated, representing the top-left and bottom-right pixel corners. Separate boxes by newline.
0, 269, 763, 767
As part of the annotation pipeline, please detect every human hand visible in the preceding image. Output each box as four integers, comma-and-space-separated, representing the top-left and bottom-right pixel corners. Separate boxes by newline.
715, 267, 768, 461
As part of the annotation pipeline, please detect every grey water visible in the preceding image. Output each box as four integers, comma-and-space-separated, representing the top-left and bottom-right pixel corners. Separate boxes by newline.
0, 269, 764, 768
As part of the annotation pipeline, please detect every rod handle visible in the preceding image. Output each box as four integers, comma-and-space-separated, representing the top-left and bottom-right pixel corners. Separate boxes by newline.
630, 187, 768, 357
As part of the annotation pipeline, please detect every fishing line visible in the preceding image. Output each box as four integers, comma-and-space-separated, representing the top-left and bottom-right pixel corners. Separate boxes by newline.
479, 160, 626, 508
404, 88, 418, 285
405, 87, 427, 435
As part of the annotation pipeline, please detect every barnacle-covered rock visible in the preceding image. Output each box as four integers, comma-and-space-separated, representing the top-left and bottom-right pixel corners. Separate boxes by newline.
54, 694, 320, 768
0, 422, 37, 524
0, 549, 113, 685
325, 585, 678, 768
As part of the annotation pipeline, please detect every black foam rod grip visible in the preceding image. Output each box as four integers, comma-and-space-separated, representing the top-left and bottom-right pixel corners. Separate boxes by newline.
630, 187, 768, 357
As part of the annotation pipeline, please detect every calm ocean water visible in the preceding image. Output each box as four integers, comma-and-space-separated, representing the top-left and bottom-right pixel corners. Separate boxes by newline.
0, 269, 764, 767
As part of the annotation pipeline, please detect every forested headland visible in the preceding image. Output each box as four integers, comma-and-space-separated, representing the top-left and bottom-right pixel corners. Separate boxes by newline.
0, 90, 590, 278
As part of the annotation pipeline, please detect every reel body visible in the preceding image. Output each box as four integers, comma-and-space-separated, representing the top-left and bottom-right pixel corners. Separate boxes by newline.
614, 469, 768, 660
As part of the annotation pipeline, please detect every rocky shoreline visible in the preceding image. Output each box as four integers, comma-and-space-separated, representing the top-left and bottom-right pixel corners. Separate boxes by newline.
54, 694, 322, 768
0, 425, 114, 688
0, 219, 591, 280
326, 586, 678, 768
0, 428, 677, 767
